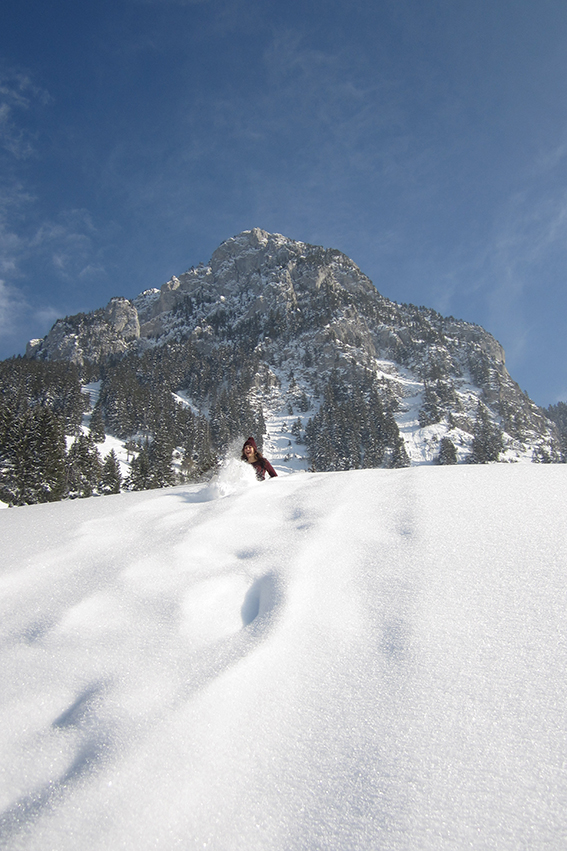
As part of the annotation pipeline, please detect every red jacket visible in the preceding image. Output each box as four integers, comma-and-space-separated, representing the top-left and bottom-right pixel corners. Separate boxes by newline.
252, 458, 278, 480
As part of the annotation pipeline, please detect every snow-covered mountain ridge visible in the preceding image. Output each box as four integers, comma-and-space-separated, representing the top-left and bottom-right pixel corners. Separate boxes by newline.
26, 228, 559, 465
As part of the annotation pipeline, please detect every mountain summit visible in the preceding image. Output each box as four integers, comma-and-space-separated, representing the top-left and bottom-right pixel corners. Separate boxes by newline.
26, 228, 560, 468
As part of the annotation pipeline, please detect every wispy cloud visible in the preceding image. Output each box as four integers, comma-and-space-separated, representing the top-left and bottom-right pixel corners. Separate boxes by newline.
152, 27, 424, 239
30, 209, 104, 281
532, 134, 567, 177
478, 142, 567, 370
0, 67, 107, 356
1, 182, 106, 287
246, 31, 405, 166
0, 275, 61, 353
0, 68, 50, 159
0, 278, 27, 335
0, 179, 31, 276
0, 202, 106, 353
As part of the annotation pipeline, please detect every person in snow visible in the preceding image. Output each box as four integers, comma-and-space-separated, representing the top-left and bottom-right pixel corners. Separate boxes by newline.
241, 436, 278, 481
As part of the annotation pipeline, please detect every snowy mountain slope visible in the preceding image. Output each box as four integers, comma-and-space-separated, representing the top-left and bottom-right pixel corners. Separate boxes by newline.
1, 464, 567, 850
25, 228, 560, 466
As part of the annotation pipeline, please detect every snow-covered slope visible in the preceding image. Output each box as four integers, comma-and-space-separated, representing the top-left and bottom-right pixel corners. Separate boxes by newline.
1, 464, 567, 850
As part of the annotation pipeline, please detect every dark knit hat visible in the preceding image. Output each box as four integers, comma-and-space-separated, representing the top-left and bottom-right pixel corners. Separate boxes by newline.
243, 436, 258, 451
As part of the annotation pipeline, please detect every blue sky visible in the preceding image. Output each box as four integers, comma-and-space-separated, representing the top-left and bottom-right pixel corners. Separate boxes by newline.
1, 0, 567, 406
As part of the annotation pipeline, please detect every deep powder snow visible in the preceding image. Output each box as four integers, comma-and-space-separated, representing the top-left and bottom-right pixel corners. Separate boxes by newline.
1, 462, 567, 850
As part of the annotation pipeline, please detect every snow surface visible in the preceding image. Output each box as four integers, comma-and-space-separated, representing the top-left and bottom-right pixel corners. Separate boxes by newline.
1, 463, 567, 850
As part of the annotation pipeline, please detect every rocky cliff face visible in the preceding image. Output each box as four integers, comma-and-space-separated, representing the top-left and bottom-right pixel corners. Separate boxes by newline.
27, 228, 559, 464
27, 297, 140, 365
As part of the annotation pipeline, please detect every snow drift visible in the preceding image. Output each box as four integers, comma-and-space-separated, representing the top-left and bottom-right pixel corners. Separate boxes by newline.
1, 463, 567, 850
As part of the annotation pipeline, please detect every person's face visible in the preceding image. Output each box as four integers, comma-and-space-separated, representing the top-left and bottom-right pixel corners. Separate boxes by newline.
244, 444, 256, 460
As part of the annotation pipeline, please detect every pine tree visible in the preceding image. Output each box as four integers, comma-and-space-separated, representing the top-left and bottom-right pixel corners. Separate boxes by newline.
470, 402, 503, 464
0, 358, 86, 434
194, 417, 217, 478
418, 384, 441, 427
304, 375, 409, 472
35, 406, 68, 501
126, 436, 175, 491
89, 403, 106, 443
67, 433, 103, 498
0, 404, 67, 505
127, 442, 153, 490
100, 450, 122, 494
255, 405, 266, 444
148, 435, 175, 488
291, 417, 303, 442
437, 436, 458, 465
387, 426, 411, 468
544, 402, 567, 462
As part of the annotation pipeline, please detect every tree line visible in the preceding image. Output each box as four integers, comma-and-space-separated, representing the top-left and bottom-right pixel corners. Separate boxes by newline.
2, 341, 563, 506
0, 345, 265, 506
305, 371, 410, 471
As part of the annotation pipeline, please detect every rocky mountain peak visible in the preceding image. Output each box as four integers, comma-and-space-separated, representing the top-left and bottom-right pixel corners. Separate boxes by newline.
25, 229, 560, 466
